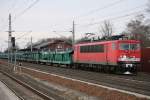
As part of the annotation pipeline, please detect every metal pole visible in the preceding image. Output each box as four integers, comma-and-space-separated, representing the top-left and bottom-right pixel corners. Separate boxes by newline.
31, 36, 32, 52
72, 21, 75, 46
14, 49, 16, 71
8, 35, 10, 63
7, 14, 15, 66
8, 14, 12, 64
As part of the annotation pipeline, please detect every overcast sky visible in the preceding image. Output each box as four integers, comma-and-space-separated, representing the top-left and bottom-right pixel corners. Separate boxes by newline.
0, 0, 148, 50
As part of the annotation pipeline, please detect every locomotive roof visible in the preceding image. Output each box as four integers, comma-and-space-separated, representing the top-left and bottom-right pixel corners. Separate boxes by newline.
75, 40, 140, 46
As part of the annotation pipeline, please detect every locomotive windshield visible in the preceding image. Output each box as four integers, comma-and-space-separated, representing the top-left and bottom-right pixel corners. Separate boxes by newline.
119, 43, 140, 50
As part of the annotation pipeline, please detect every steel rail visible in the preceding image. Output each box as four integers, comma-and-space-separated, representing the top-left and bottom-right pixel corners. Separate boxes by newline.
0, 70, 55, 100
0, 80, 25, 100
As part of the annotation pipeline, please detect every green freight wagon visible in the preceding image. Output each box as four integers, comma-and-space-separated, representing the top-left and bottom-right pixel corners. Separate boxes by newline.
53, 50, 73, 65
39, 50, 73, 65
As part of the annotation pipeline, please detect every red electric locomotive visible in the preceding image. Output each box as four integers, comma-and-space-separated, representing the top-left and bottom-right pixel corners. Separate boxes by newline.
73, 40, 141, 74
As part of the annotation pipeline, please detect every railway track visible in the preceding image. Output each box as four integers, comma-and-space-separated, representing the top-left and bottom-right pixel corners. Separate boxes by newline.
1, 59, 150, 99
0, 70, 58, 100
18, 61, 150, 96
0, 80, 24, 100
2, 59, 150, 82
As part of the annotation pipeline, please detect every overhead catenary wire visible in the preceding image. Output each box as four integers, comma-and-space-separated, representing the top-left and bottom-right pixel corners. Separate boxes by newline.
0, 0, 17, 30
7, 0, 18, 14
76, 0, 125, 19
13, 0, 40, 22
42, 0, 126, 31
77, 9, 145, 28
0, 0, 27, 31
0, 0, 147, 44
16, 31, 32, 40
77, 4, 146, 23
0, 0, 40, 50
0, 0, 40, 33
0, 0, 144, 33
50, 1, 146, 33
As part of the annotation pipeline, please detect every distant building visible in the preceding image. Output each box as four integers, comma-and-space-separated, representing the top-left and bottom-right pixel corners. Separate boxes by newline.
31, 39, 72, 52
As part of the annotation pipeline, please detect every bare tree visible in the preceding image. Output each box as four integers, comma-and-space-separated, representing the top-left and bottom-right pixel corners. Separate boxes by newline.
125, 15, 150, 47
99, 20, 113, 38
147, 0, 150, 13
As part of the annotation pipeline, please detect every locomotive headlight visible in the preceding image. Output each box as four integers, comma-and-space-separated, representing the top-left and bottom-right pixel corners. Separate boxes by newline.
119, 55, 128, 61
120, 55, 127, 58
123, 55, 127, 58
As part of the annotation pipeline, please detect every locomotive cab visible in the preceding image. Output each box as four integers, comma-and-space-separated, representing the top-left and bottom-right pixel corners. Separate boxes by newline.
117, 40, 141, 74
